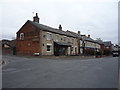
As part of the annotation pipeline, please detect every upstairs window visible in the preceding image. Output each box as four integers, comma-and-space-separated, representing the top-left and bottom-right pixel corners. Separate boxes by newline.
63, 36, 66, 41
20, 33, 24, 40
46, 32, 51, 40
55, 34, 59, 41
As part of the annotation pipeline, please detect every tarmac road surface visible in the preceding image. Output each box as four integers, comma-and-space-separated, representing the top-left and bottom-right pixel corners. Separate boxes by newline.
2, 55, 119, 88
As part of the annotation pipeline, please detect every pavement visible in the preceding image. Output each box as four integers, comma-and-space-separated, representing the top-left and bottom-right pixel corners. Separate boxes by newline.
2, 55, 119, 88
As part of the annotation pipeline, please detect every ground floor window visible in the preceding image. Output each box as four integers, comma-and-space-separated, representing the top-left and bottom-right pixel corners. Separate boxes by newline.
47, 44, 52, 52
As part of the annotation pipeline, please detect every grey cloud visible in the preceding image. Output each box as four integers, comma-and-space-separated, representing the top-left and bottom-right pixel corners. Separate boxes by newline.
1, 0, 118, 44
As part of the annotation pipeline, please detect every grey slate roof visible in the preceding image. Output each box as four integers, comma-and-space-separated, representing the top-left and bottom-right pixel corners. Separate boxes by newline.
55, 41, 71, 46
28, 20, 77, 38
81, 35, 97, 43
85, 37, 95, 42
103, 41, 112, 47
95, 40, 104, 44
2, 39, 16, 47
66, 30, 81, 38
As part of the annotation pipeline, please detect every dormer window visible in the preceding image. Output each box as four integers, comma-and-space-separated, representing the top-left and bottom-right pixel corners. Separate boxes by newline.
20, 33, 24, 40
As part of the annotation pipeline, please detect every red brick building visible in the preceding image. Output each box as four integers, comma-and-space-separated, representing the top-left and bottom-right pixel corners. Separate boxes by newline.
103, 41, 112, 51
16, 14, 42, 55
16, 13, 78, 55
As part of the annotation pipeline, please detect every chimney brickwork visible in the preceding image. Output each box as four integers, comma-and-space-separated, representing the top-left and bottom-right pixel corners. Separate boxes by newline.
59, 24, 62, 30
88, 34, 90, 38
33, 13, 39, 23
78, 31, 81, 35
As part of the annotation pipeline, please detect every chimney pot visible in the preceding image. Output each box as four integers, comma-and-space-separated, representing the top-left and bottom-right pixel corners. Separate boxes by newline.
36, 13, 38, 17
33, 13, 39, 23
78, 31, 80, 35
59, 24, 62, 30
88, 34, 90, 38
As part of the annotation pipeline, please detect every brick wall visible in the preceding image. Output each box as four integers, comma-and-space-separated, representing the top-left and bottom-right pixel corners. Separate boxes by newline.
16, 22, 41, 55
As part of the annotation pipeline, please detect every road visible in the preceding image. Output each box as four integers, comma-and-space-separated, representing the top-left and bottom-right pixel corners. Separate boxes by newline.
2, 55, 118, 88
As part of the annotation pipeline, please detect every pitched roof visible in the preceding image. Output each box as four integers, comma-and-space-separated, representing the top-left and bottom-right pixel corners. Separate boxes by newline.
95, 40, 104, 44
28, 20, 77, 38
103, 41, 112, 47
55, 41, 71, 46
81, 35, 97, 43
2, 39, 16, 47
66, 30, 81, 38
86, 37, 94, 42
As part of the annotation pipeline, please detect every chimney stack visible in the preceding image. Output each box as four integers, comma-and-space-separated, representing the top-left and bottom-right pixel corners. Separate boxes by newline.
88, 34, 90, 38
59, 24, 62, 30
33, 13, 39, 23
78, 31, 81, 35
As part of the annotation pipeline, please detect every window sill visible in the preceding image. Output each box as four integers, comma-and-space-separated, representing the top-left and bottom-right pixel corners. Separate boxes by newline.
46, 51, 52, 52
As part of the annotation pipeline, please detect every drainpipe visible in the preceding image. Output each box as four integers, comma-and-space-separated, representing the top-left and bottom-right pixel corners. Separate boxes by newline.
82, 40, 85, 55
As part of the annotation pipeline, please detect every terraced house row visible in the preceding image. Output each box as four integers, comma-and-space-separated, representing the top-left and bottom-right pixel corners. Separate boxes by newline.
16, 13, 112, 56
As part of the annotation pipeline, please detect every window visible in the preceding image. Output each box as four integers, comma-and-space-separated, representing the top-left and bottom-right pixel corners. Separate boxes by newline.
46, 32, 51, 40
55, 34, 59, 41
63, 36, 66, 41
20, 33, 24, 40
47, 44, 52, 52
68, 38, 71, 43
43, 44, 44, 46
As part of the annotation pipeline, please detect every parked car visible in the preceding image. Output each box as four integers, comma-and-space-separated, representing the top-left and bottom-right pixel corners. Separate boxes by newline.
112, 51, 119, 57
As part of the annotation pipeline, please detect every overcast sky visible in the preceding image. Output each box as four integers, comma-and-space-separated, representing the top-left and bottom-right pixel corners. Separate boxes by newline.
0, 0, 119, 44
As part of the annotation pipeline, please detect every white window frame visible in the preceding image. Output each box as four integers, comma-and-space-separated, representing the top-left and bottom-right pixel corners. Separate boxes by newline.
46, 32, 52, 40
55, 34, 59, 41
46, 44, 52, 52
20, 33, 24, 40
